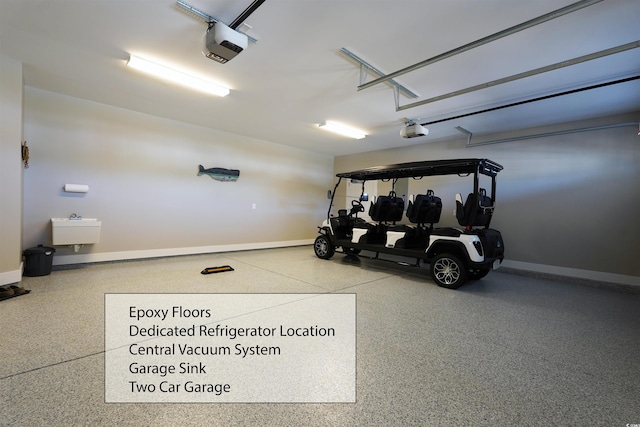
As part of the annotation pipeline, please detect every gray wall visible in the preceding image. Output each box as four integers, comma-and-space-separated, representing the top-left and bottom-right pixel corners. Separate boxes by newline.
0, 53, 23, 286
6, 76, 640, 286
335, 113, 640, 285
23, 87, 333, 264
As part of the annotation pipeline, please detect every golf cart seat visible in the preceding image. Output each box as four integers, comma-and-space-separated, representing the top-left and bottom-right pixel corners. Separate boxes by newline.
369, 191, 404, 223
328, 209, 355, 240
406, 190, 442, 227
336, 208, 350, 228
383, 190, 442, 249
456, 188, 494, 228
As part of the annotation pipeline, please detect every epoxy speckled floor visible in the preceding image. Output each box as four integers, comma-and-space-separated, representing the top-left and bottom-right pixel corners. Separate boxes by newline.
1, 246, 639, 426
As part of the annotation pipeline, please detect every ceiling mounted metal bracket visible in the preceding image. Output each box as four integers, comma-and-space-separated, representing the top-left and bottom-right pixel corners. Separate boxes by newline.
397, 40, 640, 112
341, 48, 418, 100
176, 0, 258, 43
465, 122, 638, 148
393, 86, 400, 111
418, 75, 640, 127
455, 126, 473, 146
357, 0, 603, 92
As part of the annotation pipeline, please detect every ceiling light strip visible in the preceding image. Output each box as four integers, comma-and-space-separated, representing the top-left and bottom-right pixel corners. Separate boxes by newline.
126, 55, 230, 97
397, 40, 640, 112
357, 0, 604, 91
318, 121, 366, 139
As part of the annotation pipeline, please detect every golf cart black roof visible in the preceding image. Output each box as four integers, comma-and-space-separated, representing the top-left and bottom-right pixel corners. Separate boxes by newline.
336, 158, 503, 181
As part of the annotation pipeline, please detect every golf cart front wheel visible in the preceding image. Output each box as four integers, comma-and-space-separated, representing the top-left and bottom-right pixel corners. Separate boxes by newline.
430, 253, 468, 289
314, 235, 335, 260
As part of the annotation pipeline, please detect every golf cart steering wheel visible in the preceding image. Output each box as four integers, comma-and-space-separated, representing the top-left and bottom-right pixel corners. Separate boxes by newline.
351, 199, 365, 215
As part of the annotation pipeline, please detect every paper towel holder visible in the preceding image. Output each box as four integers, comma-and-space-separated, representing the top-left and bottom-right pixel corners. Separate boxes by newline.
64, 183, 90, 193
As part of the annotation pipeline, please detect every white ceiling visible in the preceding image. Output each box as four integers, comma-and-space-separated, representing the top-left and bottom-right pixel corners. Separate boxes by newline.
1, 0, 639, 157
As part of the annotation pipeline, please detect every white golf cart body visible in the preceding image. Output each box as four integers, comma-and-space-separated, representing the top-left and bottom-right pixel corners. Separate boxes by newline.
314, 158, 505, 289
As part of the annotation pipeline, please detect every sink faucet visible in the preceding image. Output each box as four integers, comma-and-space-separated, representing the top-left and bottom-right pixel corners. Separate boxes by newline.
69, 213, 82, 219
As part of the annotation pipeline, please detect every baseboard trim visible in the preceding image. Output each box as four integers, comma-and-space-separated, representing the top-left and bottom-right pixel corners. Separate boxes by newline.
502, 260, 640, 287
0, 263, 23, 286
50, 248, 640, 287
52, 240, 314, 266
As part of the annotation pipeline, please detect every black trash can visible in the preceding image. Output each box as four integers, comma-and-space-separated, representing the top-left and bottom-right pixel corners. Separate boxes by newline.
23, 245, 56, 277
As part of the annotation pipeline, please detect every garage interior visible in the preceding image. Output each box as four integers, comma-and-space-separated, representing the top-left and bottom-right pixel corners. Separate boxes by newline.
1, 0, 639, 425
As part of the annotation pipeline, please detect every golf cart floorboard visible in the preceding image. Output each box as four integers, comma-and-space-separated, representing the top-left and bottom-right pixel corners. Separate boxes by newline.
336, 239, 428, 260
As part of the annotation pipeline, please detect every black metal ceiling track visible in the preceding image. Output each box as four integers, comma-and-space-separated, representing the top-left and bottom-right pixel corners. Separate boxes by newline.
229, 0, 266, 29
420, 75, 640, 127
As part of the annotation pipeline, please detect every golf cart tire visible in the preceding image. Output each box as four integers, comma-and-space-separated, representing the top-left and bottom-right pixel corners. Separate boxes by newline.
344, 247, 361, 256
430, 253, 468, 289
314, 235, 335, 260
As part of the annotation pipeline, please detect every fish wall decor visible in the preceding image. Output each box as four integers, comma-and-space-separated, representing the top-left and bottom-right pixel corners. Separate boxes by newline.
198, 165, 240, 182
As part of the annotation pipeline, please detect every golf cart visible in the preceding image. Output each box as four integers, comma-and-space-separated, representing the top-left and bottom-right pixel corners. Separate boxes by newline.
314, 158, 505, 289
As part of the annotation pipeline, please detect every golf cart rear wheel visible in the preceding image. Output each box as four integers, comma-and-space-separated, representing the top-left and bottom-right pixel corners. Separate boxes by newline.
314, 235, 335, 260
344, 247, 361, 256
430, 253, 468, 289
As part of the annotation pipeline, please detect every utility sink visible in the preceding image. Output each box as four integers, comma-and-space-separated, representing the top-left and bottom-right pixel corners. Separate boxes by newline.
51, 218, 102, 246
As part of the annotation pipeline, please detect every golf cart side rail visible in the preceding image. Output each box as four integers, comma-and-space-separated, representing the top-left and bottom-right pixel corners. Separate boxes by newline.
335, 158, 503, 181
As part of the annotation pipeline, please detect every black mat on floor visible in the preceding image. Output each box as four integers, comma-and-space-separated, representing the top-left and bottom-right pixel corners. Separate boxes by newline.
201, 265, 234, 275
0, 286, 31, 302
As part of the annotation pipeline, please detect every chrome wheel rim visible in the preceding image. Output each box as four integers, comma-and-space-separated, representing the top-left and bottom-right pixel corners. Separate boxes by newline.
433, 257, 460, 285
315, 238, 328, 257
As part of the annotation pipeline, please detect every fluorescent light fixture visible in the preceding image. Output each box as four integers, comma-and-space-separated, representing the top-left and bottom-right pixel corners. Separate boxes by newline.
126, 55, 230, 97
318, 121, 366, 139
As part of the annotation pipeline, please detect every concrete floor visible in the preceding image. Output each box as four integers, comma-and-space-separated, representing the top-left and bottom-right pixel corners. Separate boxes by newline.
1, 246, 639, 426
